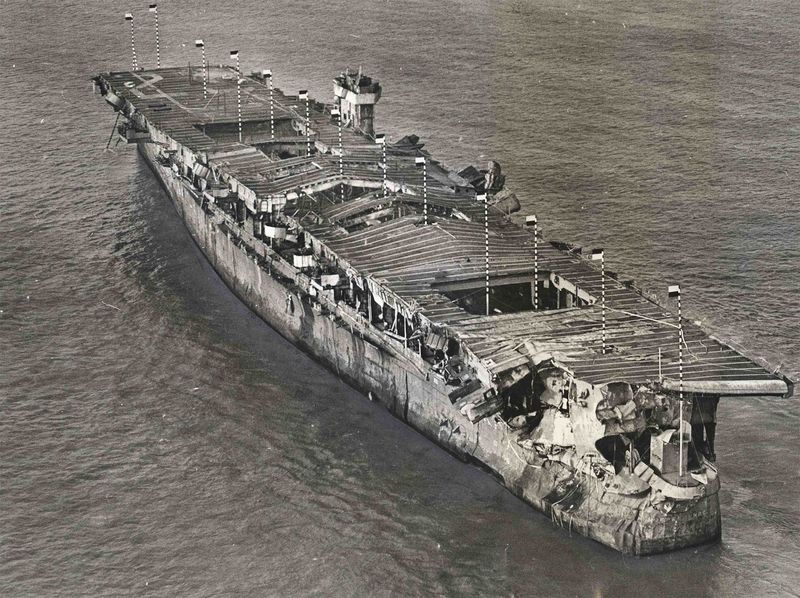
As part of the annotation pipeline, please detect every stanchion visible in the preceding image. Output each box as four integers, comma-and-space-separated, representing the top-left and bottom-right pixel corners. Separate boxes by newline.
375, 133, 387, 196
299, 90, 310, 156
124, 13, 138, 71
231, 50, 242, 142
592, 248, 606, 352
526, 215, 538, 309
415, 157, 428, 225
196, 40, 207, 100
263, 69, 274, 140
332, 107, 344, 200
478, 193, 489, 316
149, 4, 160, 68
668, 284, 684, 480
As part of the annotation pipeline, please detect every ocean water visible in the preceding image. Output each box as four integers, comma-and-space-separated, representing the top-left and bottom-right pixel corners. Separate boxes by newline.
1, 1, 799, 596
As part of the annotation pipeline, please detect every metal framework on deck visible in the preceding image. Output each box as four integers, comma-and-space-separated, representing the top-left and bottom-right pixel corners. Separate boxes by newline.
98, 65, 790, 397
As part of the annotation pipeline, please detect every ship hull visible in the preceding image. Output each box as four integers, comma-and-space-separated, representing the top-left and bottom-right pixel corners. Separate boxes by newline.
137, 141, 721, 555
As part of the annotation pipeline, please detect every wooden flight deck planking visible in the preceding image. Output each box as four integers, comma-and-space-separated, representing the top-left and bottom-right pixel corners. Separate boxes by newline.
101, 65, 790, 398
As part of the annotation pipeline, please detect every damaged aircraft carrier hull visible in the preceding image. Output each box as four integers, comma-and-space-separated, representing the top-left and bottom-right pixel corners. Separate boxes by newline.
93, 64, 790, 556
137, 140, 722, 556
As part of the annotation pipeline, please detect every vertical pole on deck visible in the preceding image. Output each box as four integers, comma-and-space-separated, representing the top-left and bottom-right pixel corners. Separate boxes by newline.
415, 157, 427, 224
196, 40, 207, 100
306, 94, 311, 156
149, 4, 160, 68
299, 90, 310, 156
338, 110, 344, 199
423, 159, 428, 224
333, 107, 344, 200
383, 138, 388, 197
125, 13, 138, 71
678, 287, 684, 479
382, 136, 387, 196
668, 284, 684, 479
231, 50, 242, 142
534, 219, 539, 310
263, 70, 274, 140
479, 194, 489, 316
592, 248, 606, 353
375, 133, 386, 196
527, 215, 538, 309
602, 253, 606, 351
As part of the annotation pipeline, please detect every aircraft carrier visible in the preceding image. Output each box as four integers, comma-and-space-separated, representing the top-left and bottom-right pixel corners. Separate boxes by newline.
92, 58, 792, 554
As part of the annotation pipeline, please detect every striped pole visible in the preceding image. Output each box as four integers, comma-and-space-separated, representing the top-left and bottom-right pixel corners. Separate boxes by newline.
423, 158, 428, 224
678, 287, 684, 478
535, 219, 539, 310
375, 134, 387, 197
299, 90, 310, 156
262, 70, 274, 140
601, 255, 605, 351
382, 136, 388, 196
478, 194, 489, 316
305, 93, 311, 156
383, 138, 387, 197
668, 284, 684, 478
125, 13, 138, 71
525, 215, 538, 309
592, 248, 606, 352
196, 40, 207, 100
149, 4, 160, 68
231, 50, 242, 142
333, 107, 344, 200
415, 157, 427, 224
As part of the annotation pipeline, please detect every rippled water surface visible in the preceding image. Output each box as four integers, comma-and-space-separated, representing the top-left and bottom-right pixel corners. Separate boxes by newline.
2, 1, 799, 596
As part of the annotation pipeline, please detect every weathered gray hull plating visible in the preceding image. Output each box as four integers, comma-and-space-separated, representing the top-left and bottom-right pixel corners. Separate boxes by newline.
93, 65, 790, 555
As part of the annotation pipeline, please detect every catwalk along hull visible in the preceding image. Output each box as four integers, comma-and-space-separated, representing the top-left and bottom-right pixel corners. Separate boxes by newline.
137, 140, 721, 555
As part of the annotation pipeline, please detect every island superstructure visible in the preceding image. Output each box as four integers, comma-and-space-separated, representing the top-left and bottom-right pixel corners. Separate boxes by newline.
93, 63, 792, 555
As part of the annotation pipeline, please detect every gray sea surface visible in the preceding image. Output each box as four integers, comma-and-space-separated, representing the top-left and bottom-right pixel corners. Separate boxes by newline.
1, 1, 799, 596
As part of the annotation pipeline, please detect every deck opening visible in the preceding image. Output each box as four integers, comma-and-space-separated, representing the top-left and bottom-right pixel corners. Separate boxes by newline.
433, 272, 597, 316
